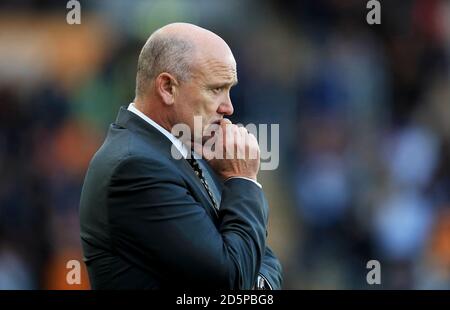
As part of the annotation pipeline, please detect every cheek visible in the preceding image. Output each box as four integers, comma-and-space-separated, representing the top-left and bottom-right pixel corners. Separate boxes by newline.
179, 86, 217, 119
193, 92, 216, 115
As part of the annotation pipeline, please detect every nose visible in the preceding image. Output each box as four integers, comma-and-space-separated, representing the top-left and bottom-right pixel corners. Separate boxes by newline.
217, 95, 234, 116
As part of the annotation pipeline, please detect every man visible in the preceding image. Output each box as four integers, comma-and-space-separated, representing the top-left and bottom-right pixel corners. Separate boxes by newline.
79, 23, 282, 289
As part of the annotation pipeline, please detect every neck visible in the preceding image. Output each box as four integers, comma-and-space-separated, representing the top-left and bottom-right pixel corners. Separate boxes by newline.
133, 97, 173, 133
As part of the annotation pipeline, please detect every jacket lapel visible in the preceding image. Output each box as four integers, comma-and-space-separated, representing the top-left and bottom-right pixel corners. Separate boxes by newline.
115, 106, 220, 221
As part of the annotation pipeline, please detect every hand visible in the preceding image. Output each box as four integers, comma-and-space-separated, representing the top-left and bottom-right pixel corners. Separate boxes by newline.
204, 119, 260, 181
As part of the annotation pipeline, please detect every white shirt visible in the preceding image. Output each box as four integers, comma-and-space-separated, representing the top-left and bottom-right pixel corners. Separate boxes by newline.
127, 103, 261, 188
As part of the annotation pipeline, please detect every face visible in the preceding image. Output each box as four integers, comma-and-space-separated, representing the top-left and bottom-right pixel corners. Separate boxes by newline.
173, 52, 237, 145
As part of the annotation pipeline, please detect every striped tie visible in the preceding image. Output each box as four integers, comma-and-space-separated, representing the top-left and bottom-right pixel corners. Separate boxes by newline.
186, 153, 219, 210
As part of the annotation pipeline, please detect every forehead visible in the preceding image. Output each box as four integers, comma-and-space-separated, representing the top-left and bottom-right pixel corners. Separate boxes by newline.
194, 55, 237, 84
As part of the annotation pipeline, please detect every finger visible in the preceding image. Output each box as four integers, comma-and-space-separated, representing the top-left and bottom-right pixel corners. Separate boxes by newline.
235, 128, 248, 159
224, 124, 238, 147
220, 120, 234, 137
238, 126, 248, 135
248, 132, 257, 142
220, 118, 232, 125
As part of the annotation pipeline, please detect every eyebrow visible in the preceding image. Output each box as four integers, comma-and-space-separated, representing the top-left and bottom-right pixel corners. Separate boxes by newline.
211, 79, 238, 88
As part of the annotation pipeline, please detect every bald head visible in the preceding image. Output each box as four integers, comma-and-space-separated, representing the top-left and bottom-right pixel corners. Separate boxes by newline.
135, 23, 234, 99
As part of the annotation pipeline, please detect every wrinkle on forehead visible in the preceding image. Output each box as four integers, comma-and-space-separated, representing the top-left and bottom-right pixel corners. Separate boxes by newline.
195, 58, 237, 84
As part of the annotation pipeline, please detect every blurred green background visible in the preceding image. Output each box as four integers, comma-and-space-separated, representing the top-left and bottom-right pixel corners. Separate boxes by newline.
0, 0, 449, 289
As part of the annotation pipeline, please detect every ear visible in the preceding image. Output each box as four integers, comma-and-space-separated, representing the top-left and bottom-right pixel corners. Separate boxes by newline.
155, 72, 179, 106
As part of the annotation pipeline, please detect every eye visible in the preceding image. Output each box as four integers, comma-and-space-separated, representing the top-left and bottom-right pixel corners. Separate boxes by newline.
211, 87, 223, 94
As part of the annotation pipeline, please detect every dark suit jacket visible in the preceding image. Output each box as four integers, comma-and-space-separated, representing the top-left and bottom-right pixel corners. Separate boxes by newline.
79, 107, 282, 289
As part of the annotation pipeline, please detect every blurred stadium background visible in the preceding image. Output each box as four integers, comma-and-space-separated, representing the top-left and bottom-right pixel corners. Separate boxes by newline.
0, 0, 449, 289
